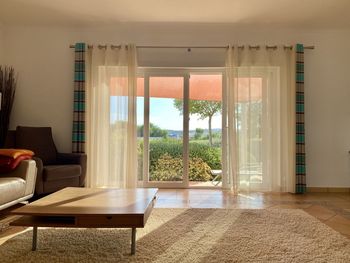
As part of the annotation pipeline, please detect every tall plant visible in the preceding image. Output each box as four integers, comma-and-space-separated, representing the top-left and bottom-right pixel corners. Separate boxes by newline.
0, 66, 17, 147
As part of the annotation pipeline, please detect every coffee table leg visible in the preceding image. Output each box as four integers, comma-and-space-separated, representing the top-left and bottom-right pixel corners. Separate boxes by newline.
32, 226, 38, 251
131, 228, 136, 255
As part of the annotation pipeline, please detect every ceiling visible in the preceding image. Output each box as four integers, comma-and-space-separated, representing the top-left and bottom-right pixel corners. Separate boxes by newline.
0, 0, 349, 29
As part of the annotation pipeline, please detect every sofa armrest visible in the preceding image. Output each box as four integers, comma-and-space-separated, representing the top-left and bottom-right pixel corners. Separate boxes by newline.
56, 153, 87, 187
32, 157, 44, 195
1, 160, 37, 196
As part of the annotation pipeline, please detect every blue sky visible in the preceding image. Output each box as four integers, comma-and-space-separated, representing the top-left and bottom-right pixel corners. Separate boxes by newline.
138, 97, 221, 130
111, 96, 221, 130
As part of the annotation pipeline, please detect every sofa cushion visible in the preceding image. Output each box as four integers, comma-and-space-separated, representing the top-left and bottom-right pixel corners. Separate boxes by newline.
15, 126, 57, 165
0, 177, 25, 206
43, 165, 81, 182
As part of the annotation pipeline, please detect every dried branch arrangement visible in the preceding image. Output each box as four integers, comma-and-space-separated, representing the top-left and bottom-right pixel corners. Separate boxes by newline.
0, 66, 17, 147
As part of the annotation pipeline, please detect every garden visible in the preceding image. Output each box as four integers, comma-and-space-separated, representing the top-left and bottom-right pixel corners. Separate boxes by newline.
138, 137, 222, 182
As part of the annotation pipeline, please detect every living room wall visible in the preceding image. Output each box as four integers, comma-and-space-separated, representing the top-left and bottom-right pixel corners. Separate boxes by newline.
0, 24, 4, 63
2, 23, 350, 187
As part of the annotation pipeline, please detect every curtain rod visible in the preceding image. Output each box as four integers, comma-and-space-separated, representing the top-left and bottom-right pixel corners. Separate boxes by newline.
69, 44, 315, 50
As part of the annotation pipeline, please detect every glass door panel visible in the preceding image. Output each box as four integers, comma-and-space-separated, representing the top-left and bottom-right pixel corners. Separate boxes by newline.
148, 76, 184, 182
188, 74, 223, 187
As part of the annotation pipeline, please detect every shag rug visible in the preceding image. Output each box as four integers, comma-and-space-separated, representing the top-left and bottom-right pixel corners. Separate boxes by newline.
0, 208, 349, 262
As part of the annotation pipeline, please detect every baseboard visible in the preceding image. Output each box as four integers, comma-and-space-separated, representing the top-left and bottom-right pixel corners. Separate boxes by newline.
307, 187, 350, 193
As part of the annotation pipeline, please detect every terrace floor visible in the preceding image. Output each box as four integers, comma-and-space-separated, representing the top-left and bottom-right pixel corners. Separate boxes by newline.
189, 181, 222, 187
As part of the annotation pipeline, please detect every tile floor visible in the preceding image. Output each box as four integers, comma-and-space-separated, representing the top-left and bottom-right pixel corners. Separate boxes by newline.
1, 189, 350, 243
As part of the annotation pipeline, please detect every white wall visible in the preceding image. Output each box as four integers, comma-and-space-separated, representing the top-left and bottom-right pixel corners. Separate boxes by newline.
2, 23, 350, 187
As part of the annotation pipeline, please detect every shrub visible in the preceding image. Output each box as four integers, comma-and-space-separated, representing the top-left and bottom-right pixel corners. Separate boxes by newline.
151, 153, 182, 181
150, 153, 212, 181
188, 157, 212, 181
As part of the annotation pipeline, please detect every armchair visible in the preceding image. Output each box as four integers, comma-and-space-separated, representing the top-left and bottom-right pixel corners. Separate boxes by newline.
5, 126, 87, 195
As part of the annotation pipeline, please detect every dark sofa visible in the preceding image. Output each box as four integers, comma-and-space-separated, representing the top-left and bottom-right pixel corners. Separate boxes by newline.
5, 126, 87, 195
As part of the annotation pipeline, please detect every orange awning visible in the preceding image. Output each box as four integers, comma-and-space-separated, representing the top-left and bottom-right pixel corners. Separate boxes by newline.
110, 75, 262, 102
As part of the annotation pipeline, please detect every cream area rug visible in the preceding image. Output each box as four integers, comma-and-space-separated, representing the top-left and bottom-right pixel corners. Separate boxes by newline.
0, 208, 349, 263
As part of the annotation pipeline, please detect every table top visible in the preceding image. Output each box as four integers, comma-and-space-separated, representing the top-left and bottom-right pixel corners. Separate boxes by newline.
12, 187, 158, 217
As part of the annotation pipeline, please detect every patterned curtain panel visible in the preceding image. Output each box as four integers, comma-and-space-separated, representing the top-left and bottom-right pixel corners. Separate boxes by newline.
72, 43, 86, 153
296, 44, 306, 193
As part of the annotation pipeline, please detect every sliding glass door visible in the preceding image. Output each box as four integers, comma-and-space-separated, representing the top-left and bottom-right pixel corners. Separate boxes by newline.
138, 69, 224, 188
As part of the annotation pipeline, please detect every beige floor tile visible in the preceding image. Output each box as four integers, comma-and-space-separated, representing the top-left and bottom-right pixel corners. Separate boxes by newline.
337, 194, 350, 201
303, 205, 337, 221
155, 203, 190, 208
270, 203, 312, 209
328, 201, 350, 210
324, 215, 350, 236
297, 193, 346, 202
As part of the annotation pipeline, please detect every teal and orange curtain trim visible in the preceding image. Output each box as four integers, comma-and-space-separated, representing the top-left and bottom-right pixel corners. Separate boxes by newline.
72, 43, 86, 153
296, 44, 306, 193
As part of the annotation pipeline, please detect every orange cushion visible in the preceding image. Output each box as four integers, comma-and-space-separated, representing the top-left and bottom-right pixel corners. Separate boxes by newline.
0, 149, 34, 159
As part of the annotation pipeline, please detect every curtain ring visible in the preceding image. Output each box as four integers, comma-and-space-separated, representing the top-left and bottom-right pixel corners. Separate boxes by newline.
249, 45, 260, 50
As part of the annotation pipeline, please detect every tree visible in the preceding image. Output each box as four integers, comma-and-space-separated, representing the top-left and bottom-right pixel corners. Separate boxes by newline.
173, 100, 221, 146
137, 123, 168, 138
194, 128, 204, 140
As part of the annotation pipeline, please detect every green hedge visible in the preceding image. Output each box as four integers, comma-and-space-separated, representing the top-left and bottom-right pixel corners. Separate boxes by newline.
189, 143, 221, 169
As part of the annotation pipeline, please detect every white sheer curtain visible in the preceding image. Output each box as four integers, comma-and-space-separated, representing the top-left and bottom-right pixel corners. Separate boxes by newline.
225, 45, 296, 192
85, 44, 138, 188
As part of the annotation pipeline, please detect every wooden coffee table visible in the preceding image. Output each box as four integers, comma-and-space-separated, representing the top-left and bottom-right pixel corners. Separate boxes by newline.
10, 187, 158, 255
